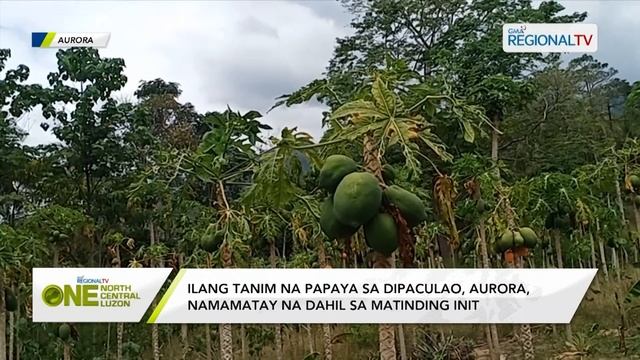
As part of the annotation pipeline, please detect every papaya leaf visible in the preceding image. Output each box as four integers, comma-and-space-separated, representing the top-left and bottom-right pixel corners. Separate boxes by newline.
302, 352, 321, 360
462, 120, 475, 143
371, 76, 399, 116
625, 280, 640, 303
330, 100, 385, 121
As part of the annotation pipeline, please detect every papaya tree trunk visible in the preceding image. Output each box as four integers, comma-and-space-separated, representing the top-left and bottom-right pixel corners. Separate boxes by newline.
177, 254, 189, 360
240, 324, 247, 360
612, 248, 621, 281
216, 182, 234, 360
596, 220, 609, 280
306, 325, 314, 354
374, 253, 397, 360
15, 300, 21, 360
317, 240, 332, 360
149, 220, 161, 360
589, 231, 598, 269
0, 272, 5, 360
479, 223, 500, 359
633, 204, 640, 262
63, 343, 71, 360
363, 133, 397, 360
116, 323, 123, 360
552, 231, 572, 339
614, 177, 631, 268
219, 243, 234, 360
397, 325, 407, 360
473, 184, 501, 360
500, 194, 534, 359
517, 257, 535, 360
8, 311, 13, 360
53, 248, 59, 268
205, 325, 213, 360
270, 241, 283, 360
110, 246, 124, 360
322, 324, 332, 360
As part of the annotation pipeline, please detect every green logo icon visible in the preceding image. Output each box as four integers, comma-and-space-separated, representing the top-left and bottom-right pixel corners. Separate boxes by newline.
42, 285, 63, 306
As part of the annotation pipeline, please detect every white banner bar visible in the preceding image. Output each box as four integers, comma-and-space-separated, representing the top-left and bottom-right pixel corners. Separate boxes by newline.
149, 268, 596, 324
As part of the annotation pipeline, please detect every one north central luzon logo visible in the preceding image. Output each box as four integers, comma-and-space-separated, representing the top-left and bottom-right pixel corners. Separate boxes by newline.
42, 276, 140, 307
506, 25, 594, 47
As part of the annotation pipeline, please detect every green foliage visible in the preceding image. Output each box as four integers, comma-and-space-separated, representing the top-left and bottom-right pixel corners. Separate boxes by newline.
0, 0, 639, 354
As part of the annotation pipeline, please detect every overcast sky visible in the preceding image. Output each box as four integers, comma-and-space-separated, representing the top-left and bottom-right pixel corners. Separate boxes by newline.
0, 1, 639, 146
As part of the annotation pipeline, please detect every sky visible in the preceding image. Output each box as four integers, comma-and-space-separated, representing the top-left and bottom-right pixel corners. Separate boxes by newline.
0, 0, 639, 146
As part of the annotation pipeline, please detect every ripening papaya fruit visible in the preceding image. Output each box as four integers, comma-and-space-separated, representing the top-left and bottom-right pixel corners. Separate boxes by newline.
319, 197, 358, 239
58, 323, 71, 340
4, 289, 17, 312
382, 164, 396, 184
513, 231, 525, 248
476, 198, 489, 213
383, 185, 427, 227
495, 230, 514, 253
630, 175, 640, 188
318, 155, 358, 192
364, 213, 398, 256
333, 172, 382, 227
200, 226, 224, 253
518, 227, 538, 248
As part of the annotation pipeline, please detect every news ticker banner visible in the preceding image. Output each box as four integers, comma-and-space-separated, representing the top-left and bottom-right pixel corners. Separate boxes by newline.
33, 268, 596, 324
32, 32, 110, 48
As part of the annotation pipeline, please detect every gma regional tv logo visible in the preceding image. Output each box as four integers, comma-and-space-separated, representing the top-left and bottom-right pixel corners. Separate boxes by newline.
41, 276, 140, 308
502, 23, 597, 53
32, 32, 110, 48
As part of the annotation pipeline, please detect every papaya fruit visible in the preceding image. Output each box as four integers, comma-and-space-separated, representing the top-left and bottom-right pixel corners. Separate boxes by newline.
333, 172, 382, 227
518, 227, 538, 248
630, 175, 640, 188
513, 231, 525, 248
476, 199, 488, 213
364, 213, 398, 256
50, 230, 61, 243
319, 197, 358, 239
200, 226, 224, 253
5, 289, 17, 312
382, 164, 396, 184
495, 230, 514, 253
635, 195, 640, 207
545, 212, 570, 231
383, 185, 427, 227
318, 155, 358, 192
607, 238, 626, 249
58, 323, 71, 340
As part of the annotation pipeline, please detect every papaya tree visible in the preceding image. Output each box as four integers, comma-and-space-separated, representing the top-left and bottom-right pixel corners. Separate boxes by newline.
323, 69, 486, 359
184, 108, 270, 360
243, 127, 322, 359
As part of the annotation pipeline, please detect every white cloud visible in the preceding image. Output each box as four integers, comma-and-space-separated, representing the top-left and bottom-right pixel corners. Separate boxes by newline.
1, 1, 638, 147
0, 1, 351, 145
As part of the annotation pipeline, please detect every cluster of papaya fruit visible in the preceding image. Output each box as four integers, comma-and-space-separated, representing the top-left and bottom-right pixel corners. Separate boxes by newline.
629, 175, 640, 190
58, 323, 71, 340
199, 223, 224, 253
48, 230, 70, 243
494, 227, 538, 253
318, 155, 427, 256
4, 289, 17, 312
628, 175, 640, 206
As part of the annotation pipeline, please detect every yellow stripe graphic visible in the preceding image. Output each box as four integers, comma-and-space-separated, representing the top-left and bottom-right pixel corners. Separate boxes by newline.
42, 32, 56, 47
147, 269, 185, 323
